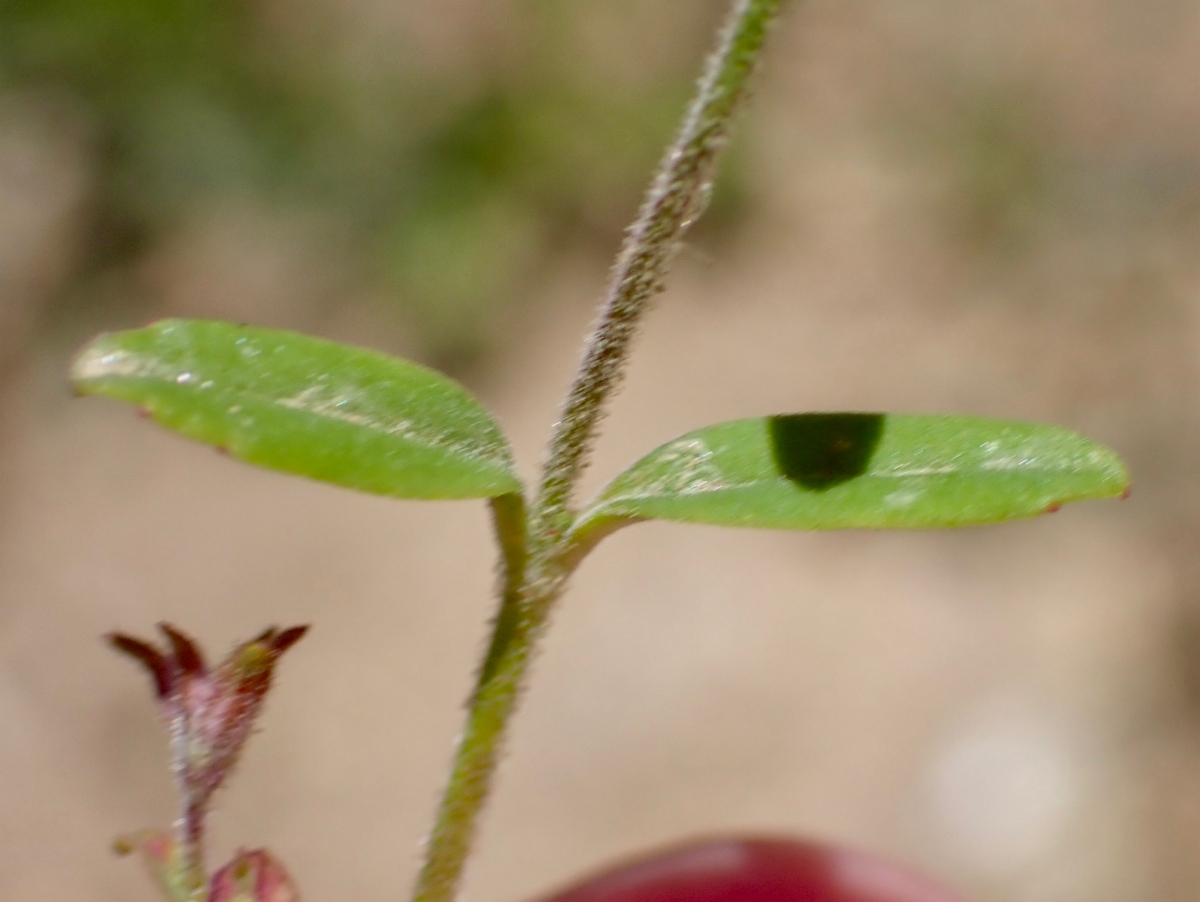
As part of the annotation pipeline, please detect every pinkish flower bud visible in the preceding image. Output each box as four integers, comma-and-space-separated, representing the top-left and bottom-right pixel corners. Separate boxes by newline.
208, 849, 300, 902
110, 623, 309, 808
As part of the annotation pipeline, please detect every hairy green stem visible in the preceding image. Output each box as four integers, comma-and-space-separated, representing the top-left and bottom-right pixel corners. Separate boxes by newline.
533, 0, 784, 537
413, 493, 551, 902
180, 802, 207, 902
410, 4, 785, 902
168, 707, 206, 901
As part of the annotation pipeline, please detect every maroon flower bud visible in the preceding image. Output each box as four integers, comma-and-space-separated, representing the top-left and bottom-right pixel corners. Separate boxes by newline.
110, 625, 308, 902
109, 624, 309, 809
208, 849, 300, 902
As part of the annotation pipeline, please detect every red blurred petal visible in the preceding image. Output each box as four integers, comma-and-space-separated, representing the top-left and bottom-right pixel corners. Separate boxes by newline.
534, 837, 965, 902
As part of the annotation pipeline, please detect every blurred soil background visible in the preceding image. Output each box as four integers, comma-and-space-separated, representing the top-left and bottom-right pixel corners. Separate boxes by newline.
3, 0, 1200, 900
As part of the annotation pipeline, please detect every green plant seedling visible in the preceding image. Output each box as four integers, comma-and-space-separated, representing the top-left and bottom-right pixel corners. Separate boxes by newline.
73, 2, 1130, 902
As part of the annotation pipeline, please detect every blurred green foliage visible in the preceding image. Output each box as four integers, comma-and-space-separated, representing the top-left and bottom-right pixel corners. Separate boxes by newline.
0, 0, 742, 366
946, 88, 1047, 253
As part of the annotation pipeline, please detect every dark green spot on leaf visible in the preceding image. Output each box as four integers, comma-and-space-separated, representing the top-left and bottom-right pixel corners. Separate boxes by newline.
767, 413, 884, 490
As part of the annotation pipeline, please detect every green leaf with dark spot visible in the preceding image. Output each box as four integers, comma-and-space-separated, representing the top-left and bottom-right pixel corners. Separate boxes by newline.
573, 413, 1128, 536
71, 319, 522, 500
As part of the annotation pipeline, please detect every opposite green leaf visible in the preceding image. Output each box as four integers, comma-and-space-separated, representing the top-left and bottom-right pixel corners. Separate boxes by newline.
573, 413, 1128, 535
71, 320, 522, 500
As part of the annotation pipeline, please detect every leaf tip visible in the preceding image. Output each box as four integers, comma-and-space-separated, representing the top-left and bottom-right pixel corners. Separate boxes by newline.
158, 622, 207, 676
271, 625, 310, 653
70, 336, 144, 389
68, 341, 111, 386
109, 632, 174, 698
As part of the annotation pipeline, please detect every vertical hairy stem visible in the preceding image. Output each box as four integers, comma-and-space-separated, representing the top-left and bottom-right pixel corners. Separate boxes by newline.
178, 799, 207, 902
411, 3, 785, 902
169, 702, 207, 902
413, 493, 554, 902
534, 0, 784, 537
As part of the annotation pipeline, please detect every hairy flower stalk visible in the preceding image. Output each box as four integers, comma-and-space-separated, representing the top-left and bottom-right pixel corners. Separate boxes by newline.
412, 4, 786, 902
111, 623, 308, 902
